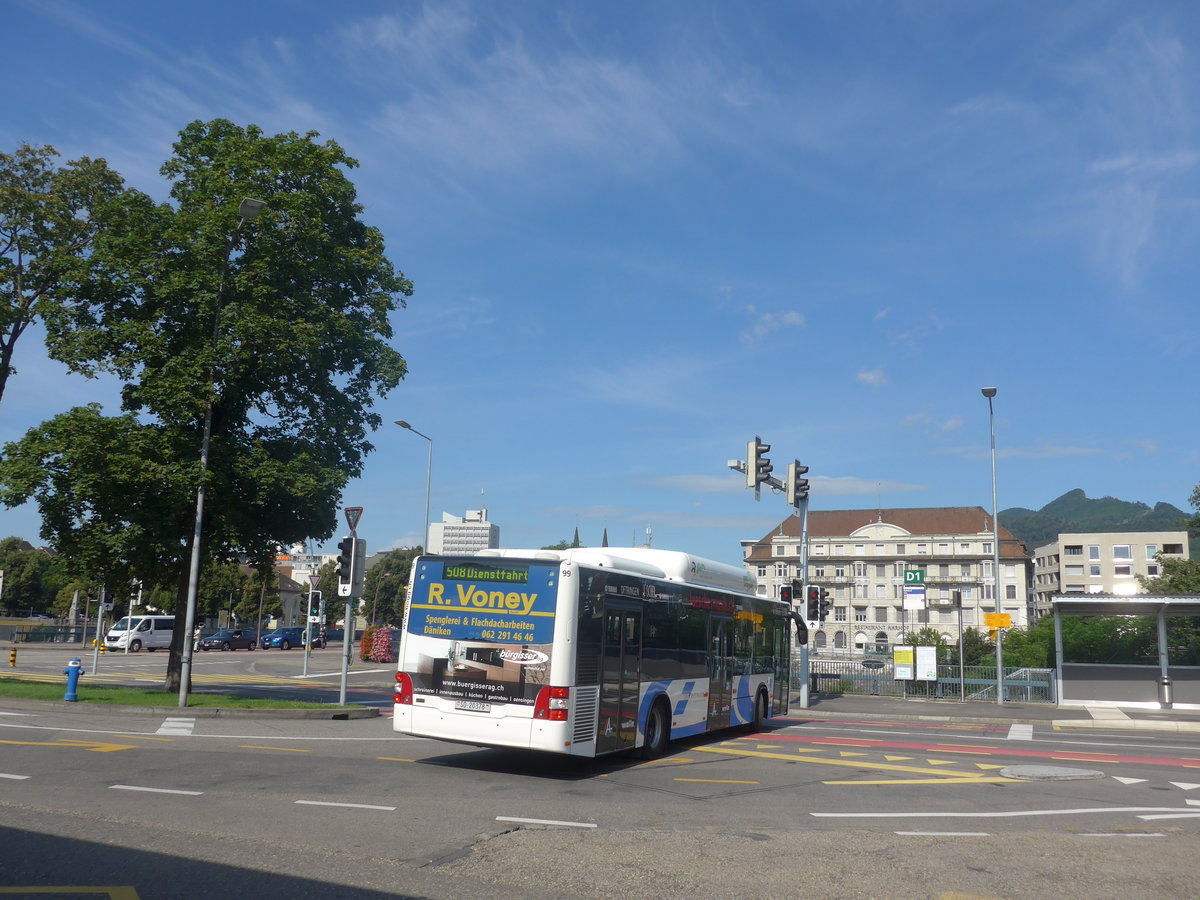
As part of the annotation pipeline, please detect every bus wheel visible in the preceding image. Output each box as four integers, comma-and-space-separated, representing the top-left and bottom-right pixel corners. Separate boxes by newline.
641, 699, 670, 760
751, 691, 768, 731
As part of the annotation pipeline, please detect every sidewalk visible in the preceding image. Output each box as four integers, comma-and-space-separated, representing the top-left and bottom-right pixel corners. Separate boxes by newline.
789, 690, 1200, 733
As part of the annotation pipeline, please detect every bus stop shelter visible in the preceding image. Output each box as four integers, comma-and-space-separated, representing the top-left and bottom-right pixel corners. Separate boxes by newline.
1053, 594, 1200, 710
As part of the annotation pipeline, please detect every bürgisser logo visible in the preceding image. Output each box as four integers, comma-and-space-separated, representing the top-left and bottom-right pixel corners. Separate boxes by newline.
498, 648, 549, 665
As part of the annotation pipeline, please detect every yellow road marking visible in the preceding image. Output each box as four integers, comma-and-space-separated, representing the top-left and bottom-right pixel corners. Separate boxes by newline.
238, 745, 309, 753
697, 745, 994, 779
885, 755, 914, 761
976, 763, 1006, 770
839, 751, 868, 757
377, 757, 415, 762
0, 889, 141, 898
824, 777, 1013, 785
116, 735, 173, 741
0, 738, 137, 753
926, 759, 959, 766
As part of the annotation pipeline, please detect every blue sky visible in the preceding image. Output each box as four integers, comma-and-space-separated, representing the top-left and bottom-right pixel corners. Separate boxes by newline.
3, 1, 1198, 567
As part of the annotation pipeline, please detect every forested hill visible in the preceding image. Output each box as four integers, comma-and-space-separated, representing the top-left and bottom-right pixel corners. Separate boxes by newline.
1000, 489, 1190, 551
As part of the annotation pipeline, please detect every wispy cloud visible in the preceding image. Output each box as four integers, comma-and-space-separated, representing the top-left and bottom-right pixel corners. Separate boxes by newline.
650, 474, 925, 498
939, 444, 1106, 462
856, 366, 887, 388
901, 412, 964, 435
740, 306, 805, 346
577, 353, 720, 411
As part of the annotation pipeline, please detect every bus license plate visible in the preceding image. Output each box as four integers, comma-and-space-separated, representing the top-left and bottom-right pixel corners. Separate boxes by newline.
455, 700, 490, 713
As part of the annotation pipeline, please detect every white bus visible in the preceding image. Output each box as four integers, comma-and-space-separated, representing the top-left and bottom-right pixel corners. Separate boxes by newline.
392, 548, 794, 758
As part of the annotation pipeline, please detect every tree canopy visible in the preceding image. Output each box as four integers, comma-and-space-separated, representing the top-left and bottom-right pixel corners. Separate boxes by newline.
0, 121, 412, 690
1, 143, 132, 405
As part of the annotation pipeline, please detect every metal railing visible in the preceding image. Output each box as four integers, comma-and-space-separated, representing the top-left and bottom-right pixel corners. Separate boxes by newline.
798, 658, 1055, 703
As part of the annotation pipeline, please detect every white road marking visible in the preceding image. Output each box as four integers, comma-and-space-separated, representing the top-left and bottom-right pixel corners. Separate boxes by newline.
1007, 724, 1033, 741
1169, 782, 1200, 791
1113, 777, 1147, 785
156, 717, 195, 736
895, 831, 988, 837
295, 800, 396, 811
1086, 706, 1130, 720
812, 807, 1192, 819
110, 784, 203, 796
0, 773, 31, 780
496, 816, 597, 829
1079, 833, 1164, 837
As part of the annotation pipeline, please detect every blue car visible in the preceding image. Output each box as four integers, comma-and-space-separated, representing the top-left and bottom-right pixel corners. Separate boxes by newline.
259, 626, 322, 650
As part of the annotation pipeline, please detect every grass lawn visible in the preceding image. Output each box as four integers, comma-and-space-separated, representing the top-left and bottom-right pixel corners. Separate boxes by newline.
0, 677, 359, 709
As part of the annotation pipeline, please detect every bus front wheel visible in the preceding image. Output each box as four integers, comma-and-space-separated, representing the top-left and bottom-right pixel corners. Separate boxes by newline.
751, 690, 768, 731
641, 699, 670, 760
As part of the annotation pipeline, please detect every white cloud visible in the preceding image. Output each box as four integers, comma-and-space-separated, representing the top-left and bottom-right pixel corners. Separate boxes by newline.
740, 308, 805, 346
856, 367, 887, 388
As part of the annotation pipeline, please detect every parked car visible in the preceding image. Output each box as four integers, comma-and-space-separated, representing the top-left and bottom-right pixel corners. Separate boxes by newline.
198, 628, 258, 651
259, 626, 321, 650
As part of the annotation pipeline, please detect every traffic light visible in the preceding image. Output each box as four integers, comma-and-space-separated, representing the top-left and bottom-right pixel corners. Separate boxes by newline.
336, 536, 354, 585
780, 584, 793, 604
817, 587, 831, 622
805, 584, 821, 622
747, 436, 772, 489
785, 460, 810, 507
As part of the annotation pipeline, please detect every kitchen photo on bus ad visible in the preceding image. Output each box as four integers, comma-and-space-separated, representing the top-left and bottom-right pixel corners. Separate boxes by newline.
405, 636, 552, 705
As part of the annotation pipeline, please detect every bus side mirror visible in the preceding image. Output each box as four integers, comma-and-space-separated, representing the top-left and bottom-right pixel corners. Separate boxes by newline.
792, 614, 808, 646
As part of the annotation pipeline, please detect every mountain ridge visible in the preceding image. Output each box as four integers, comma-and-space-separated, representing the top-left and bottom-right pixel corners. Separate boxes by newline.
999, 489, 1191, 552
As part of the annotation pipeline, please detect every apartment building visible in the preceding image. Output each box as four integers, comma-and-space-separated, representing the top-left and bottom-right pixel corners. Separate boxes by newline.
1033, 531, 1189, 612
428, 509, 500, 554
743, 507, 1032, 655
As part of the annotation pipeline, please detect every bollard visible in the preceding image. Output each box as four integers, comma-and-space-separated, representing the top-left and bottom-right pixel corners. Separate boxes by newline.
1159, 675, 1173, 708
98, 640, 105, 654
8, 648, 15, 667
63, 658, 85, 701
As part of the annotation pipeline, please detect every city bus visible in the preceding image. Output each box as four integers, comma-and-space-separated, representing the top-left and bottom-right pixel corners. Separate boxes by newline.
392, 547, 794, 758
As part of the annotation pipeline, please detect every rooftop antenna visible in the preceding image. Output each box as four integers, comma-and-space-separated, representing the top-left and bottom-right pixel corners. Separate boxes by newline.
646, 526, 653, 547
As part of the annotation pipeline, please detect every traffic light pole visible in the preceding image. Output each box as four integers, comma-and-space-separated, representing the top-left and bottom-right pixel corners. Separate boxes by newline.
796, 495, 811, 710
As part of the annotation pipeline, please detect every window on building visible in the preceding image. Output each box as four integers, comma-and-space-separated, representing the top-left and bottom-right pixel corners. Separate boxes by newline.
938, 543, 949, 554
1088, 545, 1100, 560
875, 544, 885, 556
876, 564, 887, 577
775, 564, 787, 577
875, 584, 887, 599
813, 565, 825, 578
757, 565, 767, 577
834, 544, 844, 555
1006, 584, 1017, 600
939, 564, 949, 576
853, 608, 867, 622
959, 542, 971, 553
1145, 544, 1158, 559
874, 607, 888, 622
834, 607, 847, 622
961, 587, 973, 600
917, 543, 928, 554
774, 545, 784, 556
1089, 565, 1101, 577
1064, 545, 1083, 556
1113, 545, 1132, 560
982, 542, 992, 554
893, 562, 907, 577
1065, 565, 1084, 576
1065, 584, 1085, 592
896, 543, 906, 555
855, 544, 865, 555
835, 565, 846, 578
1147, 564, 1159, 576
853, 562, 867, 577
1114, 565, 1132, 577
834, 632, 846, 649
1164, 544, 1184, 555
812, 544, 825, 556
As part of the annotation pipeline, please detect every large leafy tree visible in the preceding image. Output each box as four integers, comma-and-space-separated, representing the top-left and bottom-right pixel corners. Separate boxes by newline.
363, 547, 420, 625
0, 120, 412, 691
0, 144, 131, 404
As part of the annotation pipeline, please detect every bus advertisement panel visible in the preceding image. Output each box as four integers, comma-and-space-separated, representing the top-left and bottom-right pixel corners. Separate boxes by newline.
402, 558, 559, 707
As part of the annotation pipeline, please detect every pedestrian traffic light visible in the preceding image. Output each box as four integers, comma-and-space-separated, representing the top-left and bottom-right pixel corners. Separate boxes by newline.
336, 537, 354, 585
785, 460, 809, 507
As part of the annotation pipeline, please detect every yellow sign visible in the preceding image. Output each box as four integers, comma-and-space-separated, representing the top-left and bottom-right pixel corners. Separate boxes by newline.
984, 613, 1012, 628
893, 647, 913, 664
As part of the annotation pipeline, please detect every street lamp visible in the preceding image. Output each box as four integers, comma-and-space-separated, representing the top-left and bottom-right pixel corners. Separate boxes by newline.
395, 420, 432, 552
178, 197, 267, 708
981, 386, 1004, 706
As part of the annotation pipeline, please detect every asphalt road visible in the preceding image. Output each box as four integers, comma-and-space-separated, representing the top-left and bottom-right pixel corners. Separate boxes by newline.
1, 648, 1199, 898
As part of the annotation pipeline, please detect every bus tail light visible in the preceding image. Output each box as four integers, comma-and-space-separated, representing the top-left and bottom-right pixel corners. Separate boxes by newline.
394, 672, 413, 705
534, 686, 569, 721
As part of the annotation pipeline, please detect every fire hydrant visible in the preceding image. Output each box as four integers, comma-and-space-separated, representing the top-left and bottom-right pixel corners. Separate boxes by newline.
64, 658, 85, 702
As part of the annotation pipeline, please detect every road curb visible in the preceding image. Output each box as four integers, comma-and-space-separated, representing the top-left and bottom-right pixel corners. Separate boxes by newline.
0, 696, 379, 718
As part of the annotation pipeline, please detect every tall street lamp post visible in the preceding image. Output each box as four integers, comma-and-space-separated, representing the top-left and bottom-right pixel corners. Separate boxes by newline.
179, 198, 267, 708
395, 420, 432, 552
982, 386, 1004, 706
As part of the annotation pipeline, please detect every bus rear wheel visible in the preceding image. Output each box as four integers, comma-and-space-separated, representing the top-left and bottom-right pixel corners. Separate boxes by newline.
751, 690, 768, 731
640, 699, 670, 759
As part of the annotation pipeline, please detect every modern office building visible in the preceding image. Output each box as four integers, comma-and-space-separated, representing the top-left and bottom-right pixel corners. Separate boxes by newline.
1033, 531, 1189, 611
428, 509, 500, 554
743, 507, 1033, 655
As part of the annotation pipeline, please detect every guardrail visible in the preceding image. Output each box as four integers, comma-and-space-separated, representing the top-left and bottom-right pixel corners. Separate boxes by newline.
0, 625, 99, 644
798, 658, 1055, 703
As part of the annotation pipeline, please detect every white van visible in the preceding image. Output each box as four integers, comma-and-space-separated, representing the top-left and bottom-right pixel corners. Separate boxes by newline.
105, 615, 175, 652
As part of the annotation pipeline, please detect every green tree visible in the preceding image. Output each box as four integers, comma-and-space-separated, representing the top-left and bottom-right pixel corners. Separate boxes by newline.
0, 120, 412, 692
1, 144, 132, 405
362, 547, 420, 624
0, 536, 57, 613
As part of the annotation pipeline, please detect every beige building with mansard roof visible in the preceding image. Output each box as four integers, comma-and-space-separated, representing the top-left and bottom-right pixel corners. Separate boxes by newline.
742, 507, 1033, 656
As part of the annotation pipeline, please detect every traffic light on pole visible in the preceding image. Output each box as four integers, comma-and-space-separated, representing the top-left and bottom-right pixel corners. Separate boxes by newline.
780, 584, 793, 604
336, 537, 354, 585
786, 460, 810, 507
747, 436, 772, 489
805, 585, 821, 622
817, 587, 831, 622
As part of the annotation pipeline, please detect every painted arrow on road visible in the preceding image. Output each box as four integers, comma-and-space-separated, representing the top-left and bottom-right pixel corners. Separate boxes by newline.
0, 738, 138, 753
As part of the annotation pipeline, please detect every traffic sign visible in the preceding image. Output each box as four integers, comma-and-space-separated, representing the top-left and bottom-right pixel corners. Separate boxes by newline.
984, 612, 1012, 628
344, 506, 363, 534
903, 569, 925, 584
